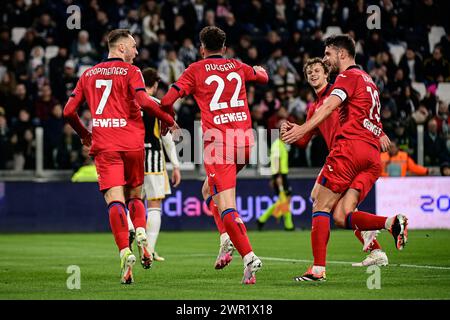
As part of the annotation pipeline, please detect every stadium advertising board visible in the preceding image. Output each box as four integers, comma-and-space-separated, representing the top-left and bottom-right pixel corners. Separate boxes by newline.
376, 177, 450, 229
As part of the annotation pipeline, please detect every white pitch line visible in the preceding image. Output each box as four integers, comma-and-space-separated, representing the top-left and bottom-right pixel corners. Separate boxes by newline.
168, 253, 450, 271
260, 256, 450, 270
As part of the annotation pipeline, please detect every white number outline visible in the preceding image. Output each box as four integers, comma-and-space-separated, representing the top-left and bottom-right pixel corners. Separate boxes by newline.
367, 86, 381, 123
95, 79, 112, 115
205, 72, 244, 111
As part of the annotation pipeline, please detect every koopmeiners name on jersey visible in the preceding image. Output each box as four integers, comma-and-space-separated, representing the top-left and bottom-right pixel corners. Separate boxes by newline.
205, 62, 236, 72
93, 118, 127, 127
84, 67, 128, 77
213, 111, 247, 125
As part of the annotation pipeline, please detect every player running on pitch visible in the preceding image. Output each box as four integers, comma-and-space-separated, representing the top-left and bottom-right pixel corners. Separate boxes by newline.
281, 35, 408, 281
160, 26, 269, 284
64, 29, 176, 284
293, 57, 390, 267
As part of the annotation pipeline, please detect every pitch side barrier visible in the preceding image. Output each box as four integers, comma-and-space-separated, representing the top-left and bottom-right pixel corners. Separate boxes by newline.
0, 177, 449, 232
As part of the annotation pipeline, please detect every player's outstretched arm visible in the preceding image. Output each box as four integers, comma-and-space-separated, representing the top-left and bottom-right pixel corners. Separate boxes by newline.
281, 95, 341, 144
135, 90, 174, 126
160, 86, 181, 115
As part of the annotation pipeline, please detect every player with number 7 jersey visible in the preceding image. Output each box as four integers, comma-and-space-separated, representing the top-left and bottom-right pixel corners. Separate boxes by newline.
161, 26, 269, 284
64, 29, 175, 284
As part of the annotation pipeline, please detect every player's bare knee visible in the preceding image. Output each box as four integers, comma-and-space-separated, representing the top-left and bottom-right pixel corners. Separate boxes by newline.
312, 202, 333, 214
333, 213, 346, 228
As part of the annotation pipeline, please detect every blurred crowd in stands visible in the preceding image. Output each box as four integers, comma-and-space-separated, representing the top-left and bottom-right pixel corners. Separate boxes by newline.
0, 0, 449, 175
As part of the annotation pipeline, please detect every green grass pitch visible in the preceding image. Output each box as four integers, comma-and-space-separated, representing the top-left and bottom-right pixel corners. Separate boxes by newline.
1, 229, 450, 300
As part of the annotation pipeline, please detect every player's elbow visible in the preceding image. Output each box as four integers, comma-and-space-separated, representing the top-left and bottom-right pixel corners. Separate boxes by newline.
63, 101, 75, 120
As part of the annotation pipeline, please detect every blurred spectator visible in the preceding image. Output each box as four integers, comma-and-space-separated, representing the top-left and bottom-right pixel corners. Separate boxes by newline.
381, 105, 397, 138
381, 139, 428, 177
71, 30, 97, 65
243, 46, 260, 66
142, 13, 165, 46
34, 84, 58, 123
424, 46, 450, 83
11, 49, 28, 83
28, 46, 45, 71
170, 15, 191, 49
52, 60, 78, 104
395, 85, 420, 119
424, 118, 449, 166
178, 38, 198, 67
259, 90, 281, 120
266, 47, 299, 80
119, 9, 141, 35
272, 65, 296, 101
56, 123, 82, 170
0, 27, 16, 63
49, 47, 69, 92
5, 0, 30, 28
0, 71, 17, 101
434, 101, 449, 138
399, 48, 425, 82
149, 30, 171, 63
222, 13, 241, 46
5, 84, 32, 120
34, 13, 57, 46
10, 109, 35, 170
18, 29, 44, 58
139, 0, 160, 19
158, 49, 185, 86
267, 105, 295, 130
43, 104, 64, 169
30, 64, 47, 98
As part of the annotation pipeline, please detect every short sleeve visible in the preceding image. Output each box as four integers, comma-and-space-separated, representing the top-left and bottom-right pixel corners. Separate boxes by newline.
128, 66, 146, 94
173, 65, 196, 96
330, 72, 356, 102
69, 73, 85, 99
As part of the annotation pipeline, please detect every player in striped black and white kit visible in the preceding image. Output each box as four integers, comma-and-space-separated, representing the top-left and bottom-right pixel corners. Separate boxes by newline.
128, 67, 181, 263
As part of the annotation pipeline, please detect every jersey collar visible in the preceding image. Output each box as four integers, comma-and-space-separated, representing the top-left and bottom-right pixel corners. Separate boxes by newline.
104, 57, 124, 62
346, 65, 360, 71
205, 55, 224, 59
317, 82, 332, 98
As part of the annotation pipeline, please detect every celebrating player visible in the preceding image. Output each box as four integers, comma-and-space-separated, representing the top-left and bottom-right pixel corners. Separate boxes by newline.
63, 29, 176, 284
281, 35, 408, 281
160, 26, 269, 284
291, 57, 390, 267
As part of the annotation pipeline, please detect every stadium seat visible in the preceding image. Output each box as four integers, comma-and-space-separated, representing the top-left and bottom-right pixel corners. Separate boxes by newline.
45, 45, 59, 61
11, 27, 27, 45
323, 26, 343, 39
428, 26, 446, 53
412, 82, 427, 100
77, 65, 92, 77
436, 82, 450, 105
388, 43, 406, 65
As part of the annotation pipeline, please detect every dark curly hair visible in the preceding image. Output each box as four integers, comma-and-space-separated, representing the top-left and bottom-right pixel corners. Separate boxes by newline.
199, 26, 226, 52
324, 34, 356, 58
